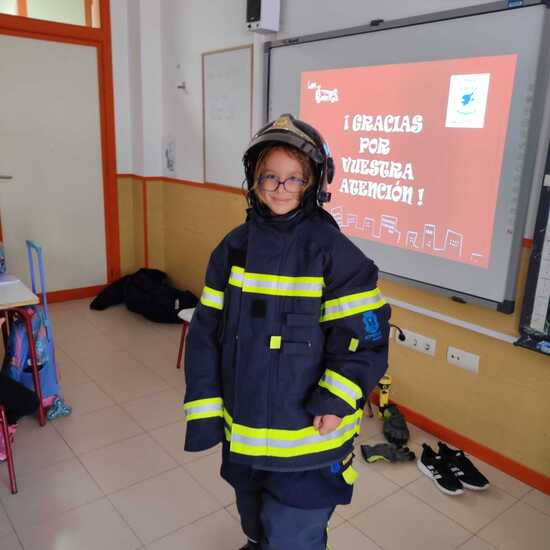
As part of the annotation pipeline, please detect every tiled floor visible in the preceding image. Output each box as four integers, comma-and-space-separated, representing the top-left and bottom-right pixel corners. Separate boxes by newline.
0, 299, 548, 549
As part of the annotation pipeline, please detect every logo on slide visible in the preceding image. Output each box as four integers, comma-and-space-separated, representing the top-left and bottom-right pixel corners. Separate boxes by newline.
445, 73, 490, 128
307, 80, 339, 104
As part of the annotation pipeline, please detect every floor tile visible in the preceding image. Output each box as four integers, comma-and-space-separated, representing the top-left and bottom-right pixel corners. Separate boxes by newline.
122, 389, 184, 431
406, 475, 516, 532
2, 458, 102, 532
156, 366, 186, 392
80, 433, 178, 494
478, 501, 550, 550
54, 405, 144, 454
521, 488, 550, 516
336, 458, 400, 519
464, 459, 531, 499
93, 357, 169, 404
18, 498, 142, 550
185, 452, 235, 506
458, 536, 498, 550
148, 420, 219, 465
109, 467, 221, 543
10, 421, 74, 476
61, 380, 115, 415
328, 522, 382, 550
56, 348, 91, 388
0, 503, 14, 538
407, 424, 440, 447
0, 532, 22, 550
359, 437, 423, 487
350, 490, 470, 550
146, 509, 243, 550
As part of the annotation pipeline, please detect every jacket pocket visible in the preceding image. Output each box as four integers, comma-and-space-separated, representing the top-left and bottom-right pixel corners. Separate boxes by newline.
285, 313, 319, 327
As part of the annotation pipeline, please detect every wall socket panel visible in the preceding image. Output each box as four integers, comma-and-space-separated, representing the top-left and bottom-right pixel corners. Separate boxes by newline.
395, 328, 436, 356
447, 346, 480, 374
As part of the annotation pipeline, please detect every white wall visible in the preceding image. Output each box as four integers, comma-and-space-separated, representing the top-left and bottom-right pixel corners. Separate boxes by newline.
111, 0, 509, 180
110, 0, 132, 173
160, 0, 251, 182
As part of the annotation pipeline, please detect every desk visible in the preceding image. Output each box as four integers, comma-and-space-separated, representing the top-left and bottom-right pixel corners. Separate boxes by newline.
0, 279, 46, 426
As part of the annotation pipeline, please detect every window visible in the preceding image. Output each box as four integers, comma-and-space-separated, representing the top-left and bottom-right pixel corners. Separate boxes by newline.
0, 0, 101, 28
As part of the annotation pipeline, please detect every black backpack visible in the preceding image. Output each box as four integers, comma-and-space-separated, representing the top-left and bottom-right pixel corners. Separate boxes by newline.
90, 268, 198, 324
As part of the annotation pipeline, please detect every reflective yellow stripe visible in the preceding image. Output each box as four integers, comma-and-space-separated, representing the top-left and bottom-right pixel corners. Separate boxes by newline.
200, 286, 224, 310
320, 288, 385, 322
318, 369, 363, 409
348, 338, 359, 352
226, 410, 362, 458
183, 397, 223, 421
270, 336, 282, 349
228, 266, 244, 288
342, 465, 359, 485
228, 265, 324, 298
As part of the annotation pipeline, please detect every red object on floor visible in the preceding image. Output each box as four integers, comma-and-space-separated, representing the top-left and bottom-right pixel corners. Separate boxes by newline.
176, 321, 190, 370
0, 405, 17, 494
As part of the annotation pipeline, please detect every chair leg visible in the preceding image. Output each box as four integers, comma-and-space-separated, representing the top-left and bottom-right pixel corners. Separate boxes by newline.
0, 406, 17, 494
15, 308, 46, 426
176, 322, 189, 370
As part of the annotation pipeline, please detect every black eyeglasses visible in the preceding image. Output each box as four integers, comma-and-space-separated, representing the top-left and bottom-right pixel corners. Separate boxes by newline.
258, 174, 307, 193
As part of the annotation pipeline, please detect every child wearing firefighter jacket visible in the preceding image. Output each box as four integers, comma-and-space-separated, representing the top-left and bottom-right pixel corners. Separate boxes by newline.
183, 114, 390, 550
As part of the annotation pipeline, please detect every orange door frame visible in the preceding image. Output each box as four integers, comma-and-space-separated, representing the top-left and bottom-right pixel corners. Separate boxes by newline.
0, 0, 121, 285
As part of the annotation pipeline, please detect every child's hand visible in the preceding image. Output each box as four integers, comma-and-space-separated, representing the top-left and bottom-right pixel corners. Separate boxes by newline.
313, 414, 342, 435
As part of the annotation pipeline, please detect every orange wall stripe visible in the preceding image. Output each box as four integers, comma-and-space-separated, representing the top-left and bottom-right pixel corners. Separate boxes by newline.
41, 284, 106, 304
369, 392, 550, 495
17, 0, 26, 17
143, 180, 149, 268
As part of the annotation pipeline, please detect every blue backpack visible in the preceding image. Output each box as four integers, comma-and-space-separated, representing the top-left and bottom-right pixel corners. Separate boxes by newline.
4, 305, 59, 401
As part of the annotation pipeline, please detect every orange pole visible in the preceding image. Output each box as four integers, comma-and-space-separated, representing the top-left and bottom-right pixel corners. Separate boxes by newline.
84, 0, 92, 27
17, 0, 27, 17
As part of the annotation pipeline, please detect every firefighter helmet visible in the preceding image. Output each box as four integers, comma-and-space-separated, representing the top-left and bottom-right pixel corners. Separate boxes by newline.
243, 114, 334, 215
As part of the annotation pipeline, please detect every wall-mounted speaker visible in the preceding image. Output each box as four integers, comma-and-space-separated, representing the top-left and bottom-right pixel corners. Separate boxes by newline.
246, 0, 280, 33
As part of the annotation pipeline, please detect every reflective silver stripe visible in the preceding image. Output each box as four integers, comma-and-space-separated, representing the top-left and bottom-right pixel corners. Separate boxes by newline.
185, 403, 223, 415
322, 373, 360, 401
230, 267, 245, 284
230, 418, 359, 449
201, 287, 224, 309
244, 279, 322, 293
322, 293, 382, 318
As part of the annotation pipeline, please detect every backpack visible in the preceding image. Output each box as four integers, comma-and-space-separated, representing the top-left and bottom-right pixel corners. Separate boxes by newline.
3, 305, 59, 402
90, 268, 198, 323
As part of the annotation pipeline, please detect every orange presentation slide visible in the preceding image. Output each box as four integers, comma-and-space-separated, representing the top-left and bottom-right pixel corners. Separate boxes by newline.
300, 55, 517, 268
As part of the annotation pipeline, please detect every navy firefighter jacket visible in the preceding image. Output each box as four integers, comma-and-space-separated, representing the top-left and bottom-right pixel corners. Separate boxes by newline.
183, 208, 390, 471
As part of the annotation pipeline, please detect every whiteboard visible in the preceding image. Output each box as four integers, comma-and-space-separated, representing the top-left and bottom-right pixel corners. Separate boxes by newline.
203, 45, 253, 188
265, 2, 550, 311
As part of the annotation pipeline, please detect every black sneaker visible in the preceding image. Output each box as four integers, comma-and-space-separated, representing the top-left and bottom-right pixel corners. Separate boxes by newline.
438, 442, 490, 491
417, 443, 464, 495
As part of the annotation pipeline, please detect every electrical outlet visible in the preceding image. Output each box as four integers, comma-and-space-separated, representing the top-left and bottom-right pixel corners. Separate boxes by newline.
447, 346, 479, 373
395, 328, 436, 357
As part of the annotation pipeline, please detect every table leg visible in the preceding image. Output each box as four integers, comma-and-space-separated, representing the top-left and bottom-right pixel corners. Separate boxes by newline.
0, 406, 17, 494
14, 308, 46, 427
1, 311, 8, 351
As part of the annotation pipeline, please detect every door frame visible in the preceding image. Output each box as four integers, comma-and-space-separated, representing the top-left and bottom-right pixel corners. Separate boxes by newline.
0, 0, 120, 288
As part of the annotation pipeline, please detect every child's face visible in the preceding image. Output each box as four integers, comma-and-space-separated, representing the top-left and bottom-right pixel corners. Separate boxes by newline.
256, 148, 307, 216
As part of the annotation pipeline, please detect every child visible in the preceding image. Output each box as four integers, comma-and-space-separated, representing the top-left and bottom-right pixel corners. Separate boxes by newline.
184, 114, 390, 549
